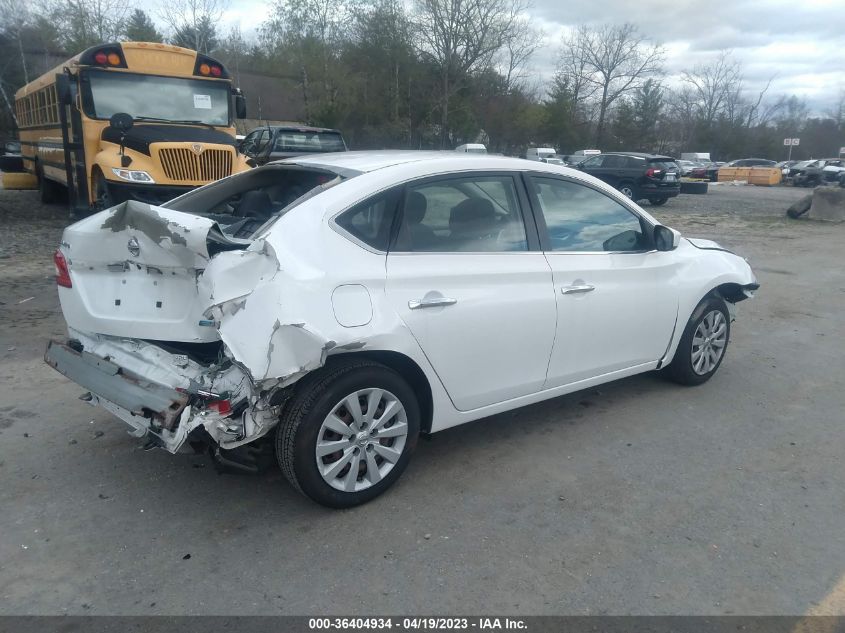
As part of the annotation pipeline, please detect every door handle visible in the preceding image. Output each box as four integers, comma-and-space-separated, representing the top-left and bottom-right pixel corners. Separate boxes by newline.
561, 284, 595, 295
408, 297, 458, 310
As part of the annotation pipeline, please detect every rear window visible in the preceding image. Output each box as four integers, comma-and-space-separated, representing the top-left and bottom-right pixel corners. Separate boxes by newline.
164, 165, 348, 239
273, 131, 346, 153
648, 159, 678, 170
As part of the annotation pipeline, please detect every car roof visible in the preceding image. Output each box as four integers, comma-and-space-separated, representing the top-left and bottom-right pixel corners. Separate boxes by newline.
257, 125, 343, 134
602, 151, 674, 160
285, 150, 533, 175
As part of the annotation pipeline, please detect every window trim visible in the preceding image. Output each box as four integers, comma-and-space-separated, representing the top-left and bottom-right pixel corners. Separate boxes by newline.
333, 186, 403, 254
387, 170, 541, 254
329, 184, 404, 255
523, 171, 657, 255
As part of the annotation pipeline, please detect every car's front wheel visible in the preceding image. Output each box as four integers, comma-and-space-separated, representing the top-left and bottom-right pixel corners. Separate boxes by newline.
666, 295, 731, 386
276, 358, 420, 508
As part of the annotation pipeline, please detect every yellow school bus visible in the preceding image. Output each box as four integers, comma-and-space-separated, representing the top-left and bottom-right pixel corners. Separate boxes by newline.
14, 42, 249, 215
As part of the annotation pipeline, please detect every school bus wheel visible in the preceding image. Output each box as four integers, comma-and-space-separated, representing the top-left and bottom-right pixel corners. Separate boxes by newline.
93, 168, 113, 211
36, 161, 61, 204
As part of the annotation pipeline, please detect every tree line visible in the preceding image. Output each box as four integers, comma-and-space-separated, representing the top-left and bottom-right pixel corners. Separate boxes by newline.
1, 0, 843, 161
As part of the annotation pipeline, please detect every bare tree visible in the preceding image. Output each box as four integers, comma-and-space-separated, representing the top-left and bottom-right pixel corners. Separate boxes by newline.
159, 0, 227, 53
498, 14, 541, 93
48, 0, 127, 50
0, 0, 30, 84
414, 0, 528, 147
558, 23, 664, 146
681, 50, 741, 128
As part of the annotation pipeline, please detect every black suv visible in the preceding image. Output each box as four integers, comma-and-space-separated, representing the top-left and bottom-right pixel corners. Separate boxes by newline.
575, 152, 681, 206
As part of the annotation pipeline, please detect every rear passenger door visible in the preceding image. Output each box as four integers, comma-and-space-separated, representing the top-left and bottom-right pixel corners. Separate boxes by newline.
384, 172, 557, 412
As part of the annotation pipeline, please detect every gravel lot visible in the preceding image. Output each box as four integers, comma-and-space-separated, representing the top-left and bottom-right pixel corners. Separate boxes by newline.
1, 183, 844, 616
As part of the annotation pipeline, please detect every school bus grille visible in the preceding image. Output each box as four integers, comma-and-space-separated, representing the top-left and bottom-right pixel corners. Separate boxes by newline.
158, 147, 233, 182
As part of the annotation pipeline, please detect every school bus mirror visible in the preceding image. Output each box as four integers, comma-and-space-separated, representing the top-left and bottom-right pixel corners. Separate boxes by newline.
108, 112, 134, 134
235, 94, 247, 120
56, 74, 72, 105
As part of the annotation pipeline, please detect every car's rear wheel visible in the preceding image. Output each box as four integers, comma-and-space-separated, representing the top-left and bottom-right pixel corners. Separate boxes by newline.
666, 295, 731, 386
276, 358, 420, 508
617, 181, 636, 199
649, 197, 669, 206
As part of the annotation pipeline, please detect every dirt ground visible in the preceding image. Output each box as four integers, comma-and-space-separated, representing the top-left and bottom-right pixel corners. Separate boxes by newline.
1, 182, 844, 616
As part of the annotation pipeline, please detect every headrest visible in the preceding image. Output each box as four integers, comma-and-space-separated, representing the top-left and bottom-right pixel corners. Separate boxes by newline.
406, 191, 428, 225
449, 198, 495, 236
235, 190, 273, 218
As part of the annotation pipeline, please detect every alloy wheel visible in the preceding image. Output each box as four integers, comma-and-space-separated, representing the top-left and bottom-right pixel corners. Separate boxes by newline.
315, 388, 409, 492
691, 310, 727, 375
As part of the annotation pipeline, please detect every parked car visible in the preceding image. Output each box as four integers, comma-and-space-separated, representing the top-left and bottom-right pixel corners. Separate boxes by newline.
787, 160, 815, 178
725, 158, 776, 167
688, 163, 711, 180
240, 125, 347, 166
822, 159, 845, 182
560, 155, 590, 166
0, 140, 23, 172
45, 152, 758, 507
575, 152, 681, 205
793, 159, 845, 187
675, 159, 701, 177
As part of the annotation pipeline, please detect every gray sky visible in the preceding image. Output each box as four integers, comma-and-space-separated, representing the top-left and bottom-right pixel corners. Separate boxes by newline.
207, 0, 845, 113
527, 0, 845, 113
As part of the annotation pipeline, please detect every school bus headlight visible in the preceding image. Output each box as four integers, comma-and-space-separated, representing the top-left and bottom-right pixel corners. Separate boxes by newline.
111, 168, 155, 184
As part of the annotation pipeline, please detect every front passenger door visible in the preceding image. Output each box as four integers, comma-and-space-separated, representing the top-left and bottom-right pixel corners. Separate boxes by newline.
528, 175, 679, 388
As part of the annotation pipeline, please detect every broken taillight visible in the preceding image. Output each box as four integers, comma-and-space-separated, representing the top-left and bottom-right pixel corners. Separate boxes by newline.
645, 167, 663, 178
206, 399, 232, 416
54, 250, 72, 288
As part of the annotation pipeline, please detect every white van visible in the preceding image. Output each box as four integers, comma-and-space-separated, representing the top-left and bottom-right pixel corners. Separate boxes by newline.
681, 152, 711, 162
455, 143, 487, 154
526, 148, 563, 164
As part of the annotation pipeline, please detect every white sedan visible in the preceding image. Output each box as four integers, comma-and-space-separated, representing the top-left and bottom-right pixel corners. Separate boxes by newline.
46, 152, 759, 507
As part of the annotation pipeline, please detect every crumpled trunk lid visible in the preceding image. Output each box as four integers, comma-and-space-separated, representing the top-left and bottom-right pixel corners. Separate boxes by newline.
58, 200, 223, 342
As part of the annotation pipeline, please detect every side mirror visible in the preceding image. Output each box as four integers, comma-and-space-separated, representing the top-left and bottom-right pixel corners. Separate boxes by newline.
234, 93, 246, 119
56, 74, 72, 105
654, 225, 681, 251
109, 112, 134, 133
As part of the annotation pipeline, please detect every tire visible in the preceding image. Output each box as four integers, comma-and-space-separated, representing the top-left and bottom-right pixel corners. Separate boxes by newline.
649, 197, 669, 206
680, 181, 708, 195
617, 181, 637, 200
37, 164, 59, 203
665, 295, 731, 386
93, 169, 113, 211
276, 358, 420, 508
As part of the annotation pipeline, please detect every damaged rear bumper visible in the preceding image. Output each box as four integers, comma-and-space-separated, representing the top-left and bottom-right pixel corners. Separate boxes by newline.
45, 340, 189, 427
44, 335, 282, 454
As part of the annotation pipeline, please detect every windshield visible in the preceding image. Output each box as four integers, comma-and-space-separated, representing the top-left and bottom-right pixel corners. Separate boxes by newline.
272, 131, 346, 153
83, 70, 230, 126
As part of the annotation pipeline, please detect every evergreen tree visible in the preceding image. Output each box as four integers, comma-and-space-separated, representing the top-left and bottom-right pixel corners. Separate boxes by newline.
123, 9, 162, 43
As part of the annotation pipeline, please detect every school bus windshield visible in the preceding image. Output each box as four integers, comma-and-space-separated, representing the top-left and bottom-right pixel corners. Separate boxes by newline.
82, 70, 231, 126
